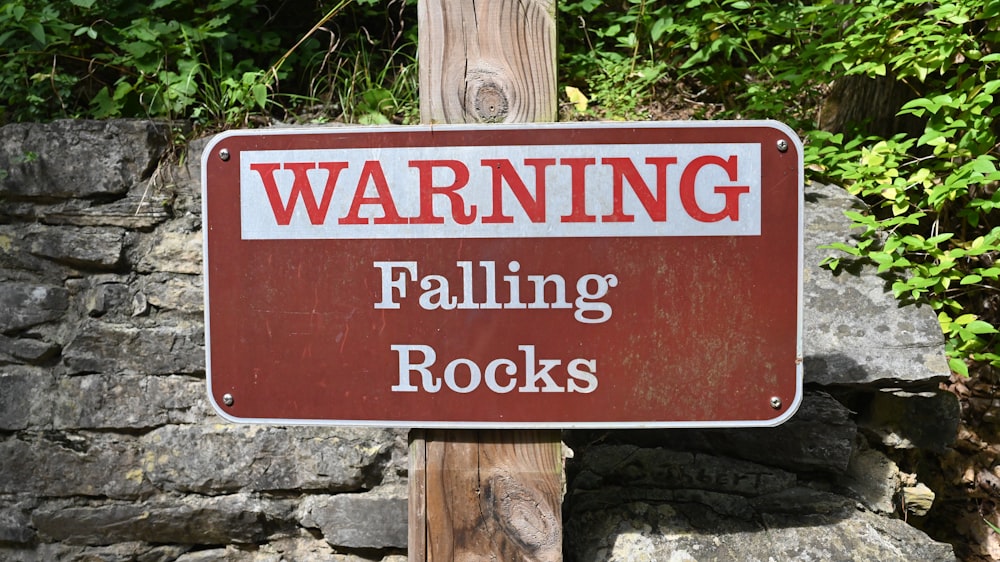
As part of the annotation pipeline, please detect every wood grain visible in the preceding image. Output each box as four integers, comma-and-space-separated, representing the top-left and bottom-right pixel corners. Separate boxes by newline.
409, 430, 428, 560
414, 430, 563, 562
412, 3, 563, 558
418, 0, 557, 124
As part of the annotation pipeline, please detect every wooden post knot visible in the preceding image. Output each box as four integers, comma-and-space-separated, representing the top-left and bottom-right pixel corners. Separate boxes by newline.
481, 473, 561, 560
472, 83, 509, 123
464, 65, 511, 124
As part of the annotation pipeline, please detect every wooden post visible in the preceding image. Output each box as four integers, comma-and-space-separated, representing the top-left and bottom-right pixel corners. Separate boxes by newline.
417, 0, 556, 124
409, 1, 562, 560
409, 430, 563, 561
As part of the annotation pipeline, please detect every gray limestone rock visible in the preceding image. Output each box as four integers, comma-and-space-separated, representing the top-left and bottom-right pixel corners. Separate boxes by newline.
0, 542, 191, 562
62, 319, 204, 375
0, 367, 50, 430
841, 445, 901, 514
50, 374, 209, 429
162, 135, 208, 218
140, 425, 398, 495
0, 332, 61, 363
0, 503, 35, 544
858, 387, 960, 452
0, 432, 153, 499
25, 223, 126, 270
802, 182, 950, 387
0, 372, 33, 430
31, 494, 290, 546
0, 119, 170, 200
171, 537, 405, 562
902, 482, 936, 517
138, 273, 204, 314
133, 220, 203, 274
298, 487, 408, 549
583, 391, 857, 474
0, 281, 68, 332
565, 497, 956, 562
67, 275, 132, 319
570, 445, 797, 499
26, 195, 174, 229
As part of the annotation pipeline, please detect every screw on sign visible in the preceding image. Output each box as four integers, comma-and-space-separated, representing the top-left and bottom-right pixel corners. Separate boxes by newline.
202, 121, 803, 428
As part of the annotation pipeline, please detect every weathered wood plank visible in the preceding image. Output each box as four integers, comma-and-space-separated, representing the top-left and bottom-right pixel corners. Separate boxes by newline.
417, 430, 563, 561
411, 1, 562, 560
408, 429, 428, 561
474, 430, 563, 559
418, 0, 556, 124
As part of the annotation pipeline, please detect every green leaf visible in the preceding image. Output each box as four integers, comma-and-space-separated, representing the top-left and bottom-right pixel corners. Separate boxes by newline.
900, 98, 932, 116
251, 83, 267, 111
871, 251, 894, 266
918, 129, 948, 147
980, 267, 1000, 280
967, 321, 999, 335
358, 112, 391, 125
122, 40, 158, 59
650, 18, 671, 42
892, 280, 911, 298
26, 21, 46, 45
971, 156, 998, 176
843, 210, 869, 223
820, 242, 862, 257
950, 357, 969, 377
945, 13, 970, 25
954, 314, 978, 325
927, 233, 954, 245
89, 87, 115, 118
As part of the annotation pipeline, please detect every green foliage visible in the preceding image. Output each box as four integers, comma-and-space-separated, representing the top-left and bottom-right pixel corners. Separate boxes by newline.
802, 0, 1000, 375
2, 0, 997, 374
0, 0, 418, 127
318, 40, 418, 125
557, 0, 824, 125
558, 0, 670, 120
1, 0, 261, 123
560, 0, 1000, 375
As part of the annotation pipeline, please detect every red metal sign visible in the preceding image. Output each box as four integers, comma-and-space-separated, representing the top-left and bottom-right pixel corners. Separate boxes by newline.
202, 122, 802, 428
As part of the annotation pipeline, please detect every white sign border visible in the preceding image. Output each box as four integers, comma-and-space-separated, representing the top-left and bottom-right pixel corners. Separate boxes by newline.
202, 120, 804, 429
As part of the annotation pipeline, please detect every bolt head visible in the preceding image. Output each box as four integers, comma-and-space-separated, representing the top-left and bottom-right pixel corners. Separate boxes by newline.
219, 148, 231, 161
776, 139, 789, 153
770, 396, 782, 409
222, 393, 234, 406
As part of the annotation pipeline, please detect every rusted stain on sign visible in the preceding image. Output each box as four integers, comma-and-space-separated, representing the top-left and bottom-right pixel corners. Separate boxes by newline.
202, 122, 803, 428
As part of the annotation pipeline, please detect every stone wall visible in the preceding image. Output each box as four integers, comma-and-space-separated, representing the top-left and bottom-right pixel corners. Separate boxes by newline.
1, 120, 408, 561
0, 119, 961, 561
